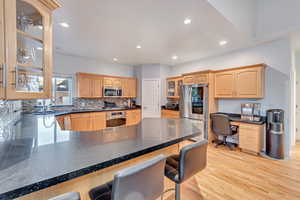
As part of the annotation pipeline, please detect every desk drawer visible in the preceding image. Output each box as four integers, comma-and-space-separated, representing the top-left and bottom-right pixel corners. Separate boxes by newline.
238, 123, 264, 154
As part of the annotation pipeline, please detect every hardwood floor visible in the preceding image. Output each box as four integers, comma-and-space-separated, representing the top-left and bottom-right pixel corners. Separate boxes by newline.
169, 142, 300, 200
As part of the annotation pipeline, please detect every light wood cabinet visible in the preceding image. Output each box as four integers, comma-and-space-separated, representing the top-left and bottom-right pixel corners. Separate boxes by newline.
2, 0, 60, 99
70, 113, 93, 131
183, 72, 209, 85
214, 64, 265, 98
103, 77, 122, 88
90, 112, 106, 130
161, 109, 180, 118
238, 123, 264, 154
126, 109, 141, 126
122, 78, 137, 98
0, 0, 5, 99
166, 76, 183, 99
77, 73, 103, 98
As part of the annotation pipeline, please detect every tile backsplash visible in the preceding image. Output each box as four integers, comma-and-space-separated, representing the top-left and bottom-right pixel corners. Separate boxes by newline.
72, 98, 133, 109
0, 100, 22, 133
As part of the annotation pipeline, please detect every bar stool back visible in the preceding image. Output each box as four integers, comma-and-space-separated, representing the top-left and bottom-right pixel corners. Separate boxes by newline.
89, 154, 166, 200
164, 140, 208, 200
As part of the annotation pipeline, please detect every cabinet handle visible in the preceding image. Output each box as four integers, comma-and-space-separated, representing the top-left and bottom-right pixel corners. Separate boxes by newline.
11, 70, 17, 86
0, 64, 7, 88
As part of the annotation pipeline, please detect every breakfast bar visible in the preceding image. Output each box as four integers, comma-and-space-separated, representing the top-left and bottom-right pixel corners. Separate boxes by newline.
0, 115, 202, 200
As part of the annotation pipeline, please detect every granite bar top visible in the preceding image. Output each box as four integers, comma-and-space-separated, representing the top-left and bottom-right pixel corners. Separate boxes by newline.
48, 107, 141, 116
0, 115, 202, 199
211, 112, 266, 125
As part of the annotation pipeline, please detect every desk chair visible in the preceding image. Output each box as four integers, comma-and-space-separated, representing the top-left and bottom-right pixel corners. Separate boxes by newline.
89, 154, 166, 200
210, 113, 238, 150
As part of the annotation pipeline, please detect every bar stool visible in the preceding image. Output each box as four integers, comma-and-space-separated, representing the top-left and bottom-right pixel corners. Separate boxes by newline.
164, 140, 208, 200
48, 192, 80, 200
89, 154, 166, 200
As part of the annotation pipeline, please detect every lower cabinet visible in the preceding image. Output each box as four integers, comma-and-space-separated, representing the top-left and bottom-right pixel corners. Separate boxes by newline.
238, 123, 264, 154
56, 110, 141, 131
161, 110, 180, 118
126, 110, 141, 126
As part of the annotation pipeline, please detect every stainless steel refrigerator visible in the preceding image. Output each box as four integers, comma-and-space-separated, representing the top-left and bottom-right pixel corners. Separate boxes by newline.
179, 84, 208, 141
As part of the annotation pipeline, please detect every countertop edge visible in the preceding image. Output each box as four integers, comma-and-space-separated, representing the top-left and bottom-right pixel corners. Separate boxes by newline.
54, 108, 141, 116
0, 132, 199, 200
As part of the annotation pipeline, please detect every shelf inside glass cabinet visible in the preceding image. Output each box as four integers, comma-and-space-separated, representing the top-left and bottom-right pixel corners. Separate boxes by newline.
15, 65, 44, 92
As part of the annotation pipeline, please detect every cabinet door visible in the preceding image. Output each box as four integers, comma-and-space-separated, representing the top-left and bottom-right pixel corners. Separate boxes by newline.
239, 123, 263, 153
103, 77, 113, 86
122, 78, 129, 97
235, 67, 264, 98
175, 79, 183, 97
91, 78, 102, 97
183, 76, 194, 85
113, 78, 122, 88
0, 0, 5, 99
167, 79, 176, 97
128, 79, 136, 97
78, 76, 92, 97
194, 74, 208, 84
161, 110, 180, 118
91, 112, 106, 130
5, 0, 52, 99
126, 110, 141, 126
214, 71, 235, 98
70, 113, 92, 131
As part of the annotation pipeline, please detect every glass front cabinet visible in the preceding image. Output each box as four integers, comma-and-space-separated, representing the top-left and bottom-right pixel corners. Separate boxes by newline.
0, 0, 60, 99
166, 76, 183, 99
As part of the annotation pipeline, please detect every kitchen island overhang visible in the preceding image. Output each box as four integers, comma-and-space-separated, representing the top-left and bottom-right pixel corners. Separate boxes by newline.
0, 116, 203, 200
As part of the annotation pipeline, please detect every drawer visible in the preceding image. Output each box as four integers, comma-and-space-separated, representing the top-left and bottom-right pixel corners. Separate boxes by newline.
70, 113, 91, 118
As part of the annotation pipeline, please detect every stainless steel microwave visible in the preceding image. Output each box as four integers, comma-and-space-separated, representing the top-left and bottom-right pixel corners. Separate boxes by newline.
103, 87, 122, 97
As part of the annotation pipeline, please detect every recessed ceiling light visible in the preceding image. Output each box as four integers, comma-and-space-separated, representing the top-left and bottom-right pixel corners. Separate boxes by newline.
36, 47, 43, 50
184, 18, 192, 25
113, 58, 118, 62
136, 45, 142, 49
59, 22, 70, 28
219, 40, 228, 46
172, 55, 178, 60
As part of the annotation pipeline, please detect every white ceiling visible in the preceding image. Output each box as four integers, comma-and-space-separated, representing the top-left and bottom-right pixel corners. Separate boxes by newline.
53, 0, 254, 65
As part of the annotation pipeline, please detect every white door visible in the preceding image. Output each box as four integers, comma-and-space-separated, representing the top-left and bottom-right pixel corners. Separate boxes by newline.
142, 79, 161, 118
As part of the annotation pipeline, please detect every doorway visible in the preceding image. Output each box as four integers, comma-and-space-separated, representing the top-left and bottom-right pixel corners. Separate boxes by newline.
142, 79, 161, 118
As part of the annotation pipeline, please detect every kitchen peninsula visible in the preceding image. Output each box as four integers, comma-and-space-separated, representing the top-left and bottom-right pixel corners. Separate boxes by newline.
0, 114, 202, 200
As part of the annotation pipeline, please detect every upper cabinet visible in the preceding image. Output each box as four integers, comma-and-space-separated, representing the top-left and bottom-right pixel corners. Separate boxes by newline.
166, 76, 183, 99
214, 64, 266, 99
76, 73, 103, 98
76, 73, 137, 98
183, 72, 209, 85
2, 0, 60, 99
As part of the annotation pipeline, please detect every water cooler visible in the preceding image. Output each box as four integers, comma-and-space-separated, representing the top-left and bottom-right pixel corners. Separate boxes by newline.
266, 109, 285, 159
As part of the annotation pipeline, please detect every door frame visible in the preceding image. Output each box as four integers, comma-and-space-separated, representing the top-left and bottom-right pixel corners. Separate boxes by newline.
141, 78, 161, 118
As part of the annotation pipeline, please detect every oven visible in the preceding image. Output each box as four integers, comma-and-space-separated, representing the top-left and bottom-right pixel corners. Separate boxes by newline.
106, 111, 126, 128
103, 87, 122, 97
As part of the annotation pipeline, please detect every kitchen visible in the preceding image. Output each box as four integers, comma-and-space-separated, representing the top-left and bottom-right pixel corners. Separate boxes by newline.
1, 0, 300, 200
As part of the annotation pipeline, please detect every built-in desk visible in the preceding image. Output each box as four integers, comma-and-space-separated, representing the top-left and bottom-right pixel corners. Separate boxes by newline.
212, 113, 266, 155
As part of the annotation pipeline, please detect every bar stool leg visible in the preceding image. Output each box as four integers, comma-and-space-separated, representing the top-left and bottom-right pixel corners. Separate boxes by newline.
175, 183, 181, 200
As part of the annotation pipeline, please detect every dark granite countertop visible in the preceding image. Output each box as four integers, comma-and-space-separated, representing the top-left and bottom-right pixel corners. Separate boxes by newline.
211, 112, 266, 125
0, 114, 202, 199
52, 107, 141, 116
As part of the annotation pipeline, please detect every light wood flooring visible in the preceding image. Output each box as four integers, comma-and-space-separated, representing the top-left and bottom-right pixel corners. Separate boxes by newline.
168, 142, 300, 200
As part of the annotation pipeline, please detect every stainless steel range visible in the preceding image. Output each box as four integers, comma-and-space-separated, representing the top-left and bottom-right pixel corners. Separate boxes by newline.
106, 111, 126, 128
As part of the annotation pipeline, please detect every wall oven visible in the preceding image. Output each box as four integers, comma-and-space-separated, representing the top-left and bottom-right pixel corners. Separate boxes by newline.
103, 87, 122, 97
106, 111, 126, 128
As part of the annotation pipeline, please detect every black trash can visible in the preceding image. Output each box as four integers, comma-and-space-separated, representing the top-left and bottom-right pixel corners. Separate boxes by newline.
266, 109, 284, 159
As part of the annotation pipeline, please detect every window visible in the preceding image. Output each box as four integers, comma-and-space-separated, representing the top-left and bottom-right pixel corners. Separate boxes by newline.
52, 75, 73, 105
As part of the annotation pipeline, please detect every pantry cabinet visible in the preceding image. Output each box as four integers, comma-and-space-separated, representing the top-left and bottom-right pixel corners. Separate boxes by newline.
214, 64, 266, 99
2, 0, 60, 99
